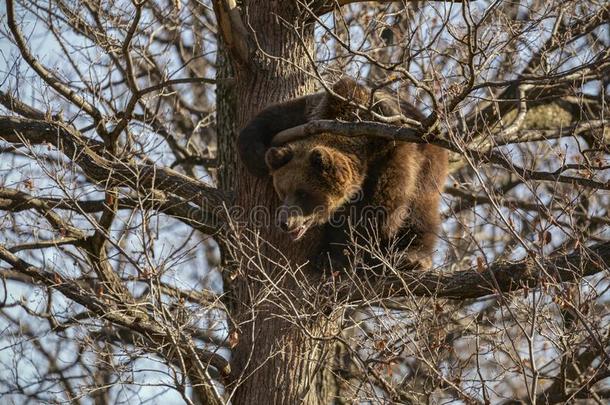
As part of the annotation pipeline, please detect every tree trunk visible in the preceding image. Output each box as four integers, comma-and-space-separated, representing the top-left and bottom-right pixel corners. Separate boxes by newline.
216, 2, 339, 404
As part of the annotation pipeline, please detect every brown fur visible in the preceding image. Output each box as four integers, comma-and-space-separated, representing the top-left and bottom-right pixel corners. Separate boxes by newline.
238, 77, 448, 270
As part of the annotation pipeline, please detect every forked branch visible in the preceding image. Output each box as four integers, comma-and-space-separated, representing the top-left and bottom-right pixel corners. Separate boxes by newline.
212, 0, 251, 64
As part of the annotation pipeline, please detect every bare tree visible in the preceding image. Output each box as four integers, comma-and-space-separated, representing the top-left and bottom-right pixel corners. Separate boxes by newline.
0, 0, 609, 403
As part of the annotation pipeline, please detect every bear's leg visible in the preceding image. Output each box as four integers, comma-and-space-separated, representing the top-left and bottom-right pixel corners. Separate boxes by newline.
403, 190, 443, 269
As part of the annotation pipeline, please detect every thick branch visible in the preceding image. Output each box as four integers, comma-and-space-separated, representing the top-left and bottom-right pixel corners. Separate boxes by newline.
0, 90, 46, 120
0, 188, 87, 238
271, 119, 422, 145
272, 119, 610, 190
492, 119, 610, 147
0, 116, 230, 234
444, 186, 610, 225
358, 241, 610, 300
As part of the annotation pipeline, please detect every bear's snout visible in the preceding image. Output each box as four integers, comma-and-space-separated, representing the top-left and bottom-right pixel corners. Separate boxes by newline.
277, 205, 312, 241
277, 205, 302, 229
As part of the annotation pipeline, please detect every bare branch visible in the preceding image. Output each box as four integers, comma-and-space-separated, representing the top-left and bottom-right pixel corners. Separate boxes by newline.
0, 244, 231, 379
5, 0, 107, 132
0, 116, 229, 233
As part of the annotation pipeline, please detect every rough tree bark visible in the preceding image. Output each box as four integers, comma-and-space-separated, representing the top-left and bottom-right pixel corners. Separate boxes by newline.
215, 1, 339, 403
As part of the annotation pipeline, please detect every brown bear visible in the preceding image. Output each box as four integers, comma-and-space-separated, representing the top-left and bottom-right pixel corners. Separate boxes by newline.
238, 77, 448, 270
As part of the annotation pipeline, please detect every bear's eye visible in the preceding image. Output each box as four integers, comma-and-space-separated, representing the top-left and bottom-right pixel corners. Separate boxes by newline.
295, 189, 309, 200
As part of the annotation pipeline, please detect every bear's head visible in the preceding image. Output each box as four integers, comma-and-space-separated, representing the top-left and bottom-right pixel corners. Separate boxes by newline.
265, 144, 362, 241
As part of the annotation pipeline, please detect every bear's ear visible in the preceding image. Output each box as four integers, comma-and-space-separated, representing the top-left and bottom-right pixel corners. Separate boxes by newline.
265, 147, 293, 171
310, 147, 354, 185
309, 147, 334, 173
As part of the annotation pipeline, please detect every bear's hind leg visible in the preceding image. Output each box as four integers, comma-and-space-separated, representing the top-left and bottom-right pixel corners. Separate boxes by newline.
404, 190, 443, 269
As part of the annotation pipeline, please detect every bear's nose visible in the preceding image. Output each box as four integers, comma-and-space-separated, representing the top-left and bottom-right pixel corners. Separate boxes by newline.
277, 205, 291, 232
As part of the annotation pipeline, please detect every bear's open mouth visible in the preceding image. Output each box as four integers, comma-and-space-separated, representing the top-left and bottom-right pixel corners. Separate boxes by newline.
288, 226, 308, 241
286, 219, 314, 241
